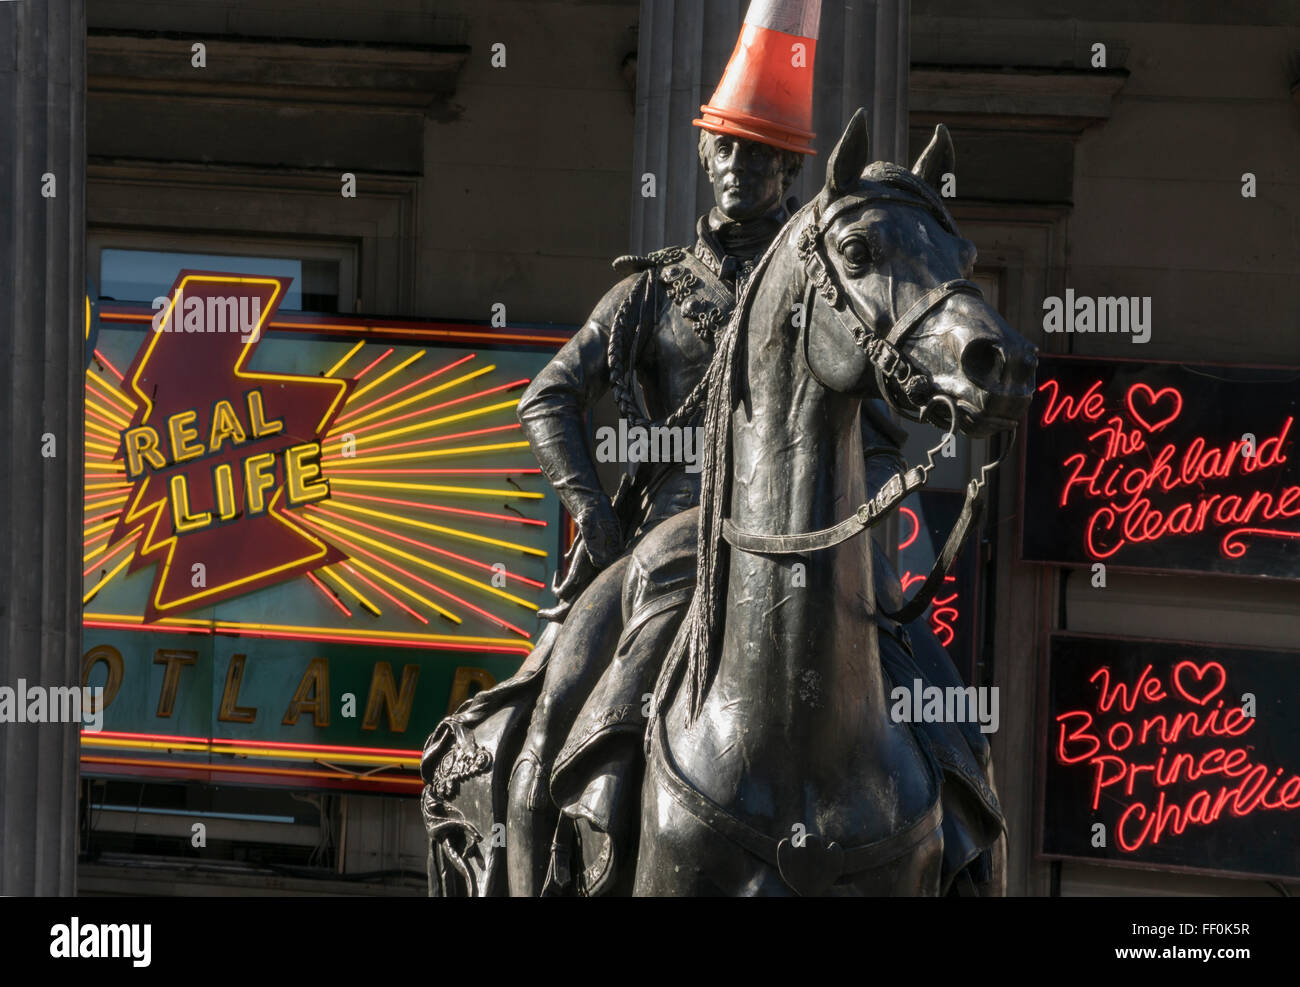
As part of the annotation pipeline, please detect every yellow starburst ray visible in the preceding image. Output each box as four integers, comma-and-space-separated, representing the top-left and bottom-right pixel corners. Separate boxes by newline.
323, 498, 547, 558
85, 396, 131, 429
328, 477, 543, 499
87, 368, 138, 410
318, 565, 381, 617
323, 339, 367, 378
321, 399, 521, 453
324, 365, 495, 435
299, 509, 537, 611
345, 349, 425, 405
291, 515, 461, 623
324, 440, 530, 468
83, 552, 134, 604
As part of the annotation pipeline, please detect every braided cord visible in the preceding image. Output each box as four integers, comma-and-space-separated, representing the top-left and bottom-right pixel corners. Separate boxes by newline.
606, 268, 712, 431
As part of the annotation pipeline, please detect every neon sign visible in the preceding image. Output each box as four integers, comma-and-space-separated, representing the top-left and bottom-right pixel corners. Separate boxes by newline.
1022, 355, 1300, 579
1041, 634, 1300, 880
896, 492, 978, 684
104, 274, 350, 622
898, 505, 961, 647
80, 273, 569, 791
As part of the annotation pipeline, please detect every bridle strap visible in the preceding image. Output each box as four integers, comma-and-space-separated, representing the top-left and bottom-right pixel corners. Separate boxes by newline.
883, 477, 982, 625
721, 426, 1018, 624
886, 278, 982, 349
722, 466, 927, 556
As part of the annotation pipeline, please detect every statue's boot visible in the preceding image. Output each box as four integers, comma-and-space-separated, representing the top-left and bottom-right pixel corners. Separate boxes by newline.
506, 753, 558, 896
550, 509, 699, 894
504, 556, 632, 895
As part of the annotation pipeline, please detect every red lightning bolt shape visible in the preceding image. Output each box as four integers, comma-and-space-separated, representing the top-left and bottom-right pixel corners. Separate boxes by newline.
105, 272, 351, 622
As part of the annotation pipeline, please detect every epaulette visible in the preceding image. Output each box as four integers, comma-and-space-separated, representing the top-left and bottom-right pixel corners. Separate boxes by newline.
610, 245, 687, 278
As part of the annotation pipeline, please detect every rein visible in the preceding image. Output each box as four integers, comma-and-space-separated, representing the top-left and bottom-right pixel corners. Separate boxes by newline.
719, 190, 1015, 624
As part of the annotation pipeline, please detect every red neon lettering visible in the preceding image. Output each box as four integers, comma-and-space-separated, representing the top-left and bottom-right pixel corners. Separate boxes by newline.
1056, 710, 1100, 765
1060, 453, 1104, 508
897, 507, 920, 551
1222, 525, 1300, 559
899, 567, 960, 650
1245, 415, 1293, 472
1061, 651, 1299, 855
1106, 720, 1134, 752
930, 594, 958, 648
1087, 416, 1146, 460
1278, 776, 1300, 808
1090, 664, 1165, 714
1039, 378, 1107, 427
1085, 506, 1123, 559
1040, 376, 1299, 563
1089, 755, 1129, 809
1116, 801, 1152, 852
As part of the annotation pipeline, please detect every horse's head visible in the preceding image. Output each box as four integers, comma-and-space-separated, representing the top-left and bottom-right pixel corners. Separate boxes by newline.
798, 109, 1036, 437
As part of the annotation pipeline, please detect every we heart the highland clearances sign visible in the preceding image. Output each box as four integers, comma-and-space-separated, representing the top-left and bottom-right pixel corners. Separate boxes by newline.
1041, 633, 1300, 880
1020, 355, 1300, 580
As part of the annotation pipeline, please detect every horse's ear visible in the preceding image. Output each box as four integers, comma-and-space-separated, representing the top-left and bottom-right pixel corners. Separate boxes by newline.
826, 108, 870, 196
912, 124, 955, 192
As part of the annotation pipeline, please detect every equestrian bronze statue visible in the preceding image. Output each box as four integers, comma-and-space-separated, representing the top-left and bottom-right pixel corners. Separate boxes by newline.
420, 109, 1037, 896
422, 127, 805, 896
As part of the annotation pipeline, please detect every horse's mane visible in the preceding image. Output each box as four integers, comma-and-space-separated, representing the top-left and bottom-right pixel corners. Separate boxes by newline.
655, 164, 959, 724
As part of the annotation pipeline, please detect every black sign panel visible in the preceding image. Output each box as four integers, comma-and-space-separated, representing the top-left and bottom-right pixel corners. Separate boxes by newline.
898, 490, 980, 685
1021, 354, 1300, 579
1040, 633, 1300, 880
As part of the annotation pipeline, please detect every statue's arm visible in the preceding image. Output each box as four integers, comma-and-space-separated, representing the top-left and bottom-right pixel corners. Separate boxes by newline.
518, 276, 639, 567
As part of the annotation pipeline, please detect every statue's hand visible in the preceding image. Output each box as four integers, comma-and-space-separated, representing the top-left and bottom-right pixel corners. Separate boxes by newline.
578, 500, 623, 569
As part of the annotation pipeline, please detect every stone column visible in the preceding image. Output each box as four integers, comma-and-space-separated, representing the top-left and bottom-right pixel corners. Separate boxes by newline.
0, 0, 87, 896
630, 0, 911, 560
630, 0, 911, 251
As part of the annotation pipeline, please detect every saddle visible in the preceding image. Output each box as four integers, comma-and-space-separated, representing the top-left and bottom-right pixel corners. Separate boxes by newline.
420, 623, 557, 896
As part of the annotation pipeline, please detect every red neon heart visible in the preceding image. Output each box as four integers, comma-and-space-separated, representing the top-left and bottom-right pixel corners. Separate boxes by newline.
1172, 660, 1226, 706
1125, 383, 1183, 433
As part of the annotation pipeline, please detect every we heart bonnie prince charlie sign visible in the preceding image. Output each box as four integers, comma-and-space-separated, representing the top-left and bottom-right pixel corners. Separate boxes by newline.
1041, 634, 1300, 879
1020, 355, 1300, 580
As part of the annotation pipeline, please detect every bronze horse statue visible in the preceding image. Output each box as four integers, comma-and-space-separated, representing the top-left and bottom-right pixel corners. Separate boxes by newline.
423, 110, 1037, 895
635, 109, 1036, 895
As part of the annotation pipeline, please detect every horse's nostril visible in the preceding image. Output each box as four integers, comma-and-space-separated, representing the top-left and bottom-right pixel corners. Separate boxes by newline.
961, 338, 1004, 387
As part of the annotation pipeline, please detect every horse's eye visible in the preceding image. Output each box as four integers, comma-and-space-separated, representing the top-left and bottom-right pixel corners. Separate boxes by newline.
841, 238, 872, 268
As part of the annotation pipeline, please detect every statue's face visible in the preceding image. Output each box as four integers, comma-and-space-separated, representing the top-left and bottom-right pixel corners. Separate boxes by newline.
701, 133, 789, 221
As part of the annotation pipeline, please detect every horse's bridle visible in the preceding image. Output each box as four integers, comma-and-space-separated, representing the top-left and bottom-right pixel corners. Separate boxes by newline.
798, 188, 984, 417
721, 190, 1016, 624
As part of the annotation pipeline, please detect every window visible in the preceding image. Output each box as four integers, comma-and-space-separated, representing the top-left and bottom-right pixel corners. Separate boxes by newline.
88, 232, 358, 313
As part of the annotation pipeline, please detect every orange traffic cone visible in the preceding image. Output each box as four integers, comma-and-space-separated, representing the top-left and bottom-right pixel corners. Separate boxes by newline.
694, 0, 821, 155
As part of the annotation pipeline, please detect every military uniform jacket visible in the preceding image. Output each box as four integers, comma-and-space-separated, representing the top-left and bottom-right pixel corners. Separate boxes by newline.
517, 216, 765, 541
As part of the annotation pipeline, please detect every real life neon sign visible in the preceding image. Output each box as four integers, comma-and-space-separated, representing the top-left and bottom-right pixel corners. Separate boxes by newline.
103, 273, 351, 622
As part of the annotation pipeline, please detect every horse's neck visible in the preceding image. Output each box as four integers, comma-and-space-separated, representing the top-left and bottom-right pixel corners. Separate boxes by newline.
712, 254, 889, 738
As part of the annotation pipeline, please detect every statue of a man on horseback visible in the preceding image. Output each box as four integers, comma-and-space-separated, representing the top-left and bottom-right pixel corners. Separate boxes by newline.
500, 126, 805, 895
420, 39, 808, 894
420, 0, 1035, 896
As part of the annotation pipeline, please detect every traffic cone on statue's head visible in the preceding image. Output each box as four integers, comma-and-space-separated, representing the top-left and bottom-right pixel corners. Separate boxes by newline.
694, 0, 821, 155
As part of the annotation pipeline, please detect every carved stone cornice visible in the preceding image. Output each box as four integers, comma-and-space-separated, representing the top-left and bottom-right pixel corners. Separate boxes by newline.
910, 64, 1129, 133
88, 30, 470, 111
